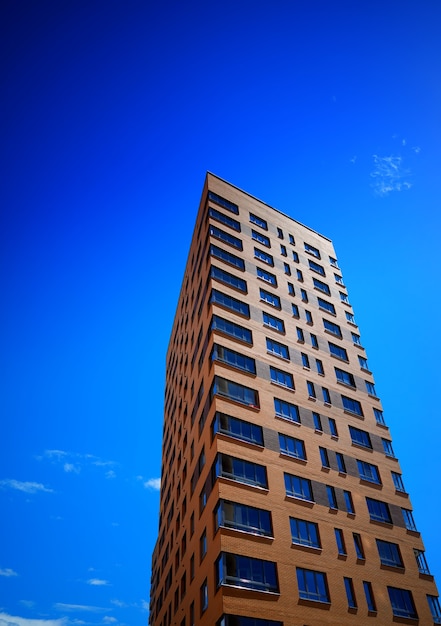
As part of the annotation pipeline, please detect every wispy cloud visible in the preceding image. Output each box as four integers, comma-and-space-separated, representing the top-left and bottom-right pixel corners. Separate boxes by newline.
370, 155, 412, 196
87, 579, 110, 587
0, 613, 67, 626
109, 600, 125, 609
53, 604, 107, 613
142, 477, 161, 490
102, 619, 117, 624
0, 567, 18, 577
39, 451, 117, 478
0, 480, 54, 494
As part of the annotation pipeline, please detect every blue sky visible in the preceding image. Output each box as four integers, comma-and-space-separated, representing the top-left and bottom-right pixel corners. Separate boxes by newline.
1, 1, 440, 624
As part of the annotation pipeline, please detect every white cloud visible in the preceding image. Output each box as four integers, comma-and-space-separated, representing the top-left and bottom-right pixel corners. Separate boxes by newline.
53, 604, 107, 613
370, 154, 412, 196
0, 480, 54, 494
109, 601, 125, 609
0, 613, 67, 626
63, 464, 80, 474
105, 471, 116, 479
0, 568, 18, 577
87, 579, 110, 587
143, 478, 160, 490
39, 451, 116, 478
412, 146, 421, 154
140, 600, 149, 611
102, 619, 117, 624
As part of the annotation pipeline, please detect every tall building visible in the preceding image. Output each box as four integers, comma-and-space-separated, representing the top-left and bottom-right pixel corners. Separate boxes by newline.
149, 173, 440, 626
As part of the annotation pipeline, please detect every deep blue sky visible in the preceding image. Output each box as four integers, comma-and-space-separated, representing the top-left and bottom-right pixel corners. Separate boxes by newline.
1, 1, 440, 624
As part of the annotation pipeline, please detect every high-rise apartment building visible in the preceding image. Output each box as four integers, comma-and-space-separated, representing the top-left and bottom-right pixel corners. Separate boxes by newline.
149, 173, 440, 626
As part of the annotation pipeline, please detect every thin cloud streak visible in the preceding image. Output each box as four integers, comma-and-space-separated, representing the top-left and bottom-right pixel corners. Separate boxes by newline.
0, 480, 54, 494
370, 154, 412, 196
53, 604, 108, 613
0, 613, 67, 626
0, 567, 18, 577
87, 578, 110, 586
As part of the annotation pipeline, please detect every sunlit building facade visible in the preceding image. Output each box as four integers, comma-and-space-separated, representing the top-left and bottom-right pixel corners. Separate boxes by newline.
149, 173, 440, 625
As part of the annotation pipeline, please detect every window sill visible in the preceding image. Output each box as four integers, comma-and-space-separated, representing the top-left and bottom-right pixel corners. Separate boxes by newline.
291, 542, 322, 554
308, 396, 317, 401
263, 323, 285, 335
343, 409, 364, 419
346, 320, 358, 327
324, 329, 343, 340
280, 452, 307, 465
275, 414, 301, 427
270, 381, 295, 392
323, 401, 332, 407
267, 350, 290, 362
319, 307, 337, 316
285, 495, 315, 507
298, 598, 331, 610
330, 353, 349, 363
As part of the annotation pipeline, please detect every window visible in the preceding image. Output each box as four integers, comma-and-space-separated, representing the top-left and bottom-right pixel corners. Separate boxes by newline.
310, 333, 318, 348
288, 282, 295, 295
212, 412, 264, 446
358, 355, 369, 369
339, 291, 349, 304
254, 247, 274, 266
391, 472, 406, 492
216, 553, 278, 593
320, 447, 330, 468
249, 213, 267, 229
365, 381, 377, 396
300, 288, 308, 302
296, 568, 330, 603
342, 395, 363, 416
210, 244, 245, 270
334, 273, 343, 284
357, 460, 381, 484
292, 251, 299, 262
335, 367, 355, 387
313, 278, 330, 295
427, 595, 441, 623
212, 315, 252, 344
382, 439, 395, 457
326, 485, 337, 508
208, 191, 239, 214
215, 499, 272, 537
322, 387, 331, 404
308, 259, 325, 275
344, 490, 355, 514
283, 262, 291, 274
363, 581, 376, 612
209, 207, 241, 231
304, 242, 320, 258
353, 533, 365, 559
211, 266, 247, 292
257, 267, 277, 286
274, 398, 300, 423
217, 617, 283, 626
281, 244, 287, 256
251, 229, 271, 247
366, 497, 392, 524
212, 344, 256, 374
199, 579, 209, 615
335, 528, 346, 555
318, 297, 336, 314
328, 417, 338, 437
266, 338, 289, 359
305, 310, 313, 324
345, 311, 356, 324
349, 426, 372, 448
336, 453, 346, 473
263, 311, 284, 332
316, 359, 324, 375
290, 517, 320, 548
323, 319, 341, 337
373, 408, 386, 425
190, 601, 195, 625
351, 332, 361, 345
297, 327, 305, 342
270, 366, 294, 389
215, 453, 268, 489
260, 288, 280, 308
313, 412, 322, 431
344, 577, 357, 609
288, 233, 295, 245
200, 529, 207, 561
210, 225, 243, 250
301, 353, 310, 368
211, 289, 250, 317
387, 587, 418, 620
402, 508, 417, 531
212, 376, 259, 408
277, 227, 283, 239
296, 269, 303, 281
329, 342, 348, 362
292, 303, 299, 317
307, 381, 316, 398
279, 434, 306, 460
284, 473, 314, 501
376, 539, 403, 568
